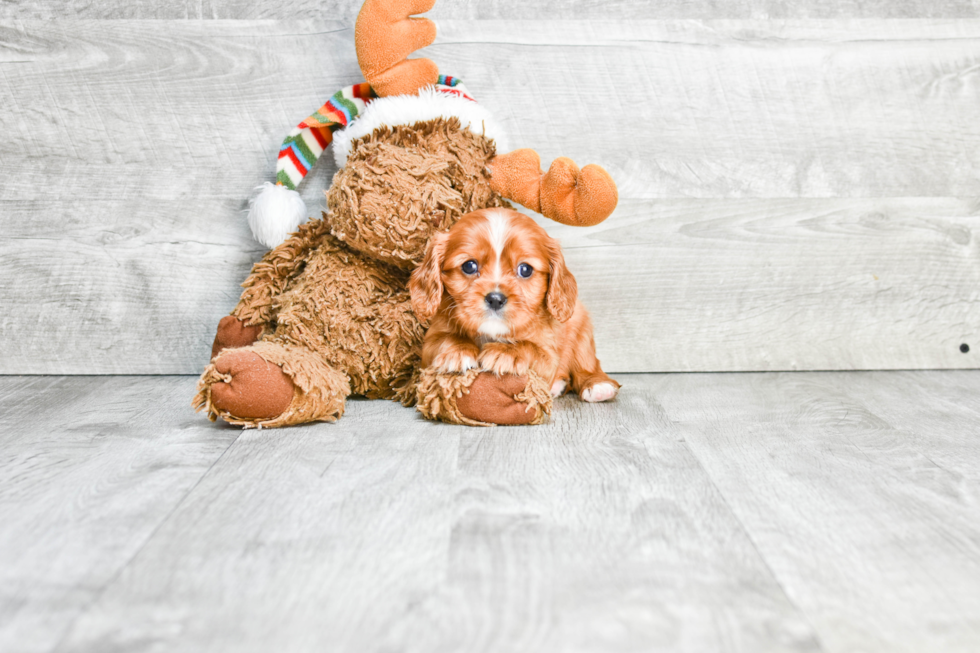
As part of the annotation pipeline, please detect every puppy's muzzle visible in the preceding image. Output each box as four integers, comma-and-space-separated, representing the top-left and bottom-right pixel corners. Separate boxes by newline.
484, 291, 507, 312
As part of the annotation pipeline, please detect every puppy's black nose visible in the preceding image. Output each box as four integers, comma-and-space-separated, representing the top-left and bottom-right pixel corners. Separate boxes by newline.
485, 292, 507, 311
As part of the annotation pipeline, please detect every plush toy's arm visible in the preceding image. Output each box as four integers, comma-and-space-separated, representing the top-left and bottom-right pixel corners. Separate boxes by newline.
231, 216, 332, 328
489, 149, 619, 227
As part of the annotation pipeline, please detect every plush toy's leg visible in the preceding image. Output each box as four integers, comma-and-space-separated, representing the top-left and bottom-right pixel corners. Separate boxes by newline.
489, 149, 619, 227
193, 341, 350, 428
416, 369, 553, 426
203, 217, 333, 389
355, 0, 439, 97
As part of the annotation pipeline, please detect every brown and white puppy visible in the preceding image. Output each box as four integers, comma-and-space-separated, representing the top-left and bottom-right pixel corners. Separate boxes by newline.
410, 208, 619, 403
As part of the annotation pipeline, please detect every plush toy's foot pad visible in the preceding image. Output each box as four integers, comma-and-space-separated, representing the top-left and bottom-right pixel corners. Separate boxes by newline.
194, 341, 351, 428
581, 381, 619, 403
458, 374, 539, 425
416, 368, 553, 426
211, 315, 263, 359
209, 349, 294, 419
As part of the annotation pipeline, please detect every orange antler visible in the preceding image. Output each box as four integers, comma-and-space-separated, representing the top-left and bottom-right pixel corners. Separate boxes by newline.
489, 150, 619, 227
355, 0, 440, 97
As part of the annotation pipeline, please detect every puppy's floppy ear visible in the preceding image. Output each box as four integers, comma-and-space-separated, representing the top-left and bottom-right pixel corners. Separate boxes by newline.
410, 230, 449, 322
545, 236, 578, 322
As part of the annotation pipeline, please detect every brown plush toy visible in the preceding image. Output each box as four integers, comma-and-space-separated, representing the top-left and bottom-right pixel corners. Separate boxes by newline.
193, 0, 618, 427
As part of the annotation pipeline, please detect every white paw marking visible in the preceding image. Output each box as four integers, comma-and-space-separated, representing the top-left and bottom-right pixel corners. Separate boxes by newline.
550, 379, 567, 397
436, 355, 478, 374
582, 382, 618, 403
482, 357, 519, 376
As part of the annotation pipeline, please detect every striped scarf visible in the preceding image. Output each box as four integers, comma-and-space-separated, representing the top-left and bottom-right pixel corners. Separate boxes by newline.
276, 75, 473, 189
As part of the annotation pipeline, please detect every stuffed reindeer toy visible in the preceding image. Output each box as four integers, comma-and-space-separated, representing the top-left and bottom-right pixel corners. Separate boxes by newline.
193, 0, 618, 427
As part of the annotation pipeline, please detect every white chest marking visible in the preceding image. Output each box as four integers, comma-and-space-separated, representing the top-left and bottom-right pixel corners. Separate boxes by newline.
477, 320, 511, 340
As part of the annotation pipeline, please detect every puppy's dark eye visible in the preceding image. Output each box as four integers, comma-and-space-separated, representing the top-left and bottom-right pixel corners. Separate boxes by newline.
461, 260, 478, 275
517, 263, 533, 278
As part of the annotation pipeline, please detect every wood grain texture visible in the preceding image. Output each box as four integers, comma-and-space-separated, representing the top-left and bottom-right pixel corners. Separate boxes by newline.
3, 197, 977, 374
390, 390, 818, 652
47, 376, 819, 653
53, 395, 465, 653
4, 0, 980, 20
436, 19, 980, 199
2, 19, 980, 373
551, 197, 980, 372
0, 199, 263, 374
4, 372, 980, 651
652, 370, 980, 653
0, 20, 354, 203
4, 20, 980, 200
0, 376, 239, 653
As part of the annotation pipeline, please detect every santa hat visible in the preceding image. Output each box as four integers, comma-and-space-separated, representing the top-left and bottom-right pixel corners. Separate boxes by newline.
247, 75, 507, 248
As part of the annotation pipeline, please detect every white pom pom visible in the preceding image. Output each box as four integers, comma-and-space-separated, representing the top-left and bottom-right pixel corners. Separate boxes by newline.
246, 182, 308, 248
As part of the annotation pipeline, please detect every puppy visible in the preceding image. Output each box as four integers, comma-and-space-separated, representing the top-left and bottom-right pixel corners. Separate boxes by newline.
409, 207, 619, 403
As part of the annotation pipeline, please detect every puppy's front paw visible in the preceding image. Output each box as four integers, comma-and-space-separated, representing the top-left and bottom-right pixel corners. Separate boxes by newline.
433, 345, 480, 374
581, 381, 619, 403
550, 378, 568, 397
479, 344, 531, 376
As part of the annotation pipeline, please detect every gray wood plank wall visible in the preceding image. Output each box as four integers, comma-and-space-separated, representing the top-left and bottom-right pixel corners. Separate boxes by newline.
5, 1, 980, 19
1, 10, 978, 373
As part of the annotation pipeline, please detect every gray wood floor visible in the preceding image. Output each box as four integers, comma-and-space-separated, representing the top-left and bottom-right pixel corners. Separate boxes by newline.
2, 371, 978, 652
